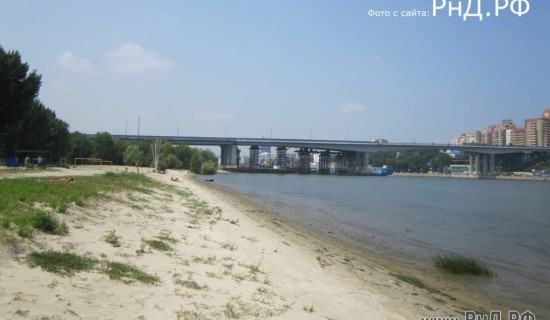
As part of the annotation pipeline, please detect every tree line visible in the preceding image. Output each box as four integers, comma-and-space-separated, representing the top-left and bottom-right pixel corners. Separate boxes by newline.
1, 47, 70, 161
370, 150, 452, 173
72, 132, 218, 174
1, 46, 217, 174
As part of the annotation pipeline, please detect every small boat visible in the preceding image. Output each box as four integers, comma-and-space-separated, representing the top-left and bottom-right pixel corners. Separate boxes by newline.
205, 179, 214, 182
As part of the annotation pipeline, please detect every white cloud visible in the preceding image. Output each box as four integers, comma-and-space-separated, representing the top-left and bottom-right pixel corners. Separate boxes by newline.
340, 102, 366, 113
106, 42, 173, 75
57, 51, 94, 74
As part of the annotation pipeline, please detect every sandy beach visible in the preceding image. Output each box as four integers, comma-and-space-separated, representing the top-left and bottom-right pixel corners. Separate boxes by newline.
0, 166, 505, 319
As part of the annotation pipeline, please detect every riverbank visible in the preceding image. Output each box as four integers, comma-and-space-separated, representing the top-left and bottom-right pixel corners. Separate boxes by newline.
1, 166, 505, 319
394, 172, 550, 181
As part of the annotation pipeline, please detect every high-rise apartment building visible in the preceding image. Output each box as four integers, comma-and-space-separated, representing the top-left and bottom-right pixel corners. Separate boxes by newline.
525, 109, 550, 147
452, 109, 549, 147
511, 128, 526, 146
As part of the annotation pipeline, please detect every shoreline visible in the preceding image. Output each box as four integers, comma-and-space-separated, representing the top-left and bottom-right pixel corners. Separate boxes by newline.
192, 173, 515, 315
393, 172, 550, 181
0, 165, 518, 319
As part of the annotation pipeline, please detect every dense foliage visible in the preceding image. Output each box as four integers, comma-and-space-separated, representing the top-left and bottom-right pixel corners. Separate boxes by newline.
0, 46, 69, 161
370, 150, 452, 173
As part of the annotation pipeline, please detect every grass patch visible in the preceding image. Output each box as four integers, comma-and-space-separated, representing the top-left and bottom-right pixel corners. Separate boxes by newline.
390, 273, 426, 289
220, 241, 238, 251
27, 250, 159, 284
157, 230, 179, 244
243, 262, 262, 275
176, 310, 209, 320
192, 255, 217, 265
303, 305, 315, 313
223, 303, 240, 319
434, 254, 493, 276
104, 230, 121, 247
0, 173, 162, 240
101, 261, 159, 284
27, 251, 97, 276
145, 239, 172, 252
175, 279, 208, 291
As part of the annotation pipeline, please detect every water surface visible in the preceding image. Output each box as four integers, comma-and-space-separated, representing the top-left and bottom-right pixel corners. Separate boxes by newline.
201, 173, 550, 316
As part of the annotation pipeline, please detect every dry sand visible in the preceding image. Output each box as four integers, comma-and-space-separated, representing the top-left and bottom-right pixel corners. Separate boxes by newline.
0, 166, 502, 319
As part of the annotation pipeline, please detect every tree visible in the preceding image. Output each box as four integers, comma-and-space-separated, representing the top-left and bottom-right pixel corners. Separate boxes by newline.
69, 131, 93, 162
0, 46, 42, 156
174, 145, 194, 169
189, 153, 202, 174
45, 109, 70, 162
122, 142, 151, 167
200, 161, 218, 175
93, 132, 115, 161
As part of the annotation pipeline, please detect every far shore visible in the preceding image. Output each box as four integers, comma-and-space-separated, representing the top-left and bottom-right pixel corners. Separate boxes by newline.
0, 165, 516, 319
393, 172, 550, 181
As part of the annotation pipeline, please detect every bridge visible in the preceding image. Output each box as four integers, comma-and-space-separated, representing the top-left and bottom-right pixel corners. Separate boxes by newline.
91, 134, 550, 177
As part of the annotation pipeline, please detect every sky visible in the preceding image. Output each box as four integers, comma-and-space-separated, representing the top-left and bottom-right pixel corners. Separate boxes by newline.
1, 0, 549, 144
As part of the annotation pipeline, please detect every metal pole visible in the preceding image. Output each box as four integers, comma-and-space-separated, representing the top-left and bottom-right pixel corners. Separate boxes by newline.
137, 114, 140, 174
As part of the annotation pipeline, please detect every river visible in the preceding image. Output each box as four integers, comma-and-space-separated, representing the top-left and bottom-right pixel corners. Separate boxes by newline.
199, 173, 550, 317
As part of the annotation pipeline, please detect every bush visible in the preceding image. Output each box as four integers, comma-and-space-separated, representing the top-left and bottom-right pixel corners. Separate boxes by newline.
434, 254, 493, 276
200, 161, 218, 175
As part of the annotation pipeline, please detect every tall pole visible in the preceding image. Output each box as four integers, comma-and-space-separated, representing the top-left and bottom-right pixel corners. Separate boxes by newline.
137, 114, 140, 174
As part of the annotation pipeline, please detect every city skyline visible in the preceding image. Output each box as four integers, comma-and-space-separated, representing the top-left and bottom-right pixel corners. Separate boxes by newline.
453, 108, 550, 147
1, 1, 549, 143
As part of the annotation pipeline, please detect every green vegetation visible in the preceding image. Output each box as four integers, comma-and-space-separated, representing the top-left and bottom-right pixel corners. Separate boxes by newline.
101, 261, 159, 284
370, 150, 451, 173
0, 173, 162, 240
145, 239, 172, 252
176, 311, 209, 320
27, 250, 159, 284
157, 230, 179, 244
390, 273, 426, 289
0, 46, 69, 161
243, 262, 262, 275
303, 305, 315, 313
200, 161, 218, 175
220, 241, 238, 251
175, 279, 208, 291
104, 230, 121, 247
27, 251, 97, 276
223, 303, 240, 319
434, 254, 493, 276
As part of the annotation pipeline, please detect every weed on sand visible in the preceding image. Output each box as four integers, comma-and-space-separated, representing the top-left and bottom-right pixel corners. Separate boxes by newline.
27, 251, 97, 276
145, 239, 172, 252
101, 261, 159, 284
27, 250, 159, 284
104, 230, 121, 247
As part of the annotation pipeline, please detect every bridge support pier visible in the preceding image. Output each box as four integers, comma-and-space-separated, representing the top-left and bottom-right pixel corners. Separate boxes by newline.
249, 146, 260, 168
337, 152, 361, 174
469, 153, 496, 178
220, 145, 238, 167
275, 147, 288, 168
364, 152, 370, 173
490, 154, 496, 177
297, 148, 311, 174
319, 150, 331, 174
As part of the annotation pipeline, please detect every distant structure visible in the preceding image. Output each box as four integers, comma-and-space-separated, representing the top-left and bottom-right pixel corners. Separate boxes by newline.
452, 109, 550, 147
